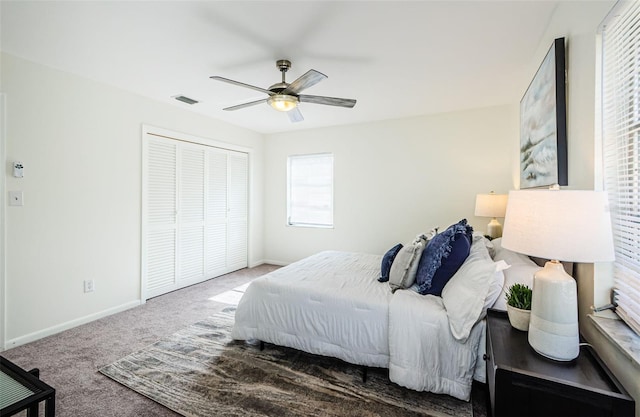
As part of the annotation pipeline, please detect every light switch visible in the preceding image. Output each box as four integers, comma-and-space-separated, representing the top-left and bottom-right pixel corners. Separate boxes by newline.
13, 162, 24, 178
9, 191, 24, 206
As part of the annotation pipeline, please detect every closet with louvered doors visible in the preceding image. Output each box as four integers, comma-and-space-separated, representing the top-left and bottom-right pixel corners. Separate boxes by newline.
142, 133, 248, 300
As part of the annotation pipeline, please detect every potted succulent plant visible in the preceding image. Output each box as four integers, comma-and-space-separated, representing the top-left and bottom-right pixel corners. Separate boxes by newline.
505, 284, 532, 331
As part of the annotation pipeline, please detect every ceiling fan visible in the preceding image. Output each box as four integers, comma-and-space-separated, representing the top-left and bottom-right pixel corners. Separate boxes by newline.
210, 59, 357, 123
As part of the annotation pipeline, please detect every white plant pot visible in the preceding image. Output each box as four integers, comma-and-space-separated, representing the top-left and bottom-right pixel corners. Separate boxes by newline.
507, 305, 531, 331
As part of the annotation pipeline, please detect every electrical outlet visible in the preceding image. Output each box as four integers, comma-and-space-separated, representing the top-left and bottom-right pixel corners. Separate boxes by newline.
84, 279, 95, 293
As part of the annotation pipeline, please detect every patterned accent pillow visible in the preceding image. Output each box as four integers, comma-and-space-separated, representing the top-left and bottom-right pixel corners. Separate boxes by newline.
416, 219, 473, 295
388, 240, 425, 293
378, 243, 403, 282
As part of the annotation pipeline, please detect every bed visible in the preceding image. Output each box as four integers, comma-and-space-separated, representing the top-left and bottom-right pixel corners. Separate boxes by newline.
232, 233, 509, 401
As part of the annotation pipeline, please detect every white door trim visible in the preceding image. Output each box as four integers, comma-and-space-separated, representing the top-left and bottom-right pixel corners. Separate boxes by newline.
142, 124, 252, 154
1, 93, 7, 351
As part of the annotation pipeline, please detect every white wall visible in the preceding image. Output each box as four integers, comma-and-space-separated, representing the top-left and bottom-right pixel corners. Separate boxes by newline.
263, 105, 517, 265
524, 0, 614, 192
1, 53, 265, 347
524, 1, 639, 413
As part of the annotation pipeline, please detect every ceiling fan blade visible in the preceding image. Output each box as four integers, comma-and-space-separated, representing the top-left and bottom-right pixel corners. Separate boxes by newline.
299, 94, 357, 108
223, 98, 268, 111
210, 76, 274, 96
281, 70, 327, 95
288, 107, 304, 123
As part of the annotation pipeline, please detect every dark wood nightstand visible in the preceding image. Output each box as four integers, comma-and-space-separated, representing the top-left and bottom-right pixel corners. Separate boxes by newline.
485, 309, 634, 417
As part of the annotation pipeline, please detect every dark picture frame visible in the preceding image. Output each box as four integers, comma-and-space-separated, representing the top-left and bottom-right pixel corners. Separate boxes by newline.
520, 37, 567, 188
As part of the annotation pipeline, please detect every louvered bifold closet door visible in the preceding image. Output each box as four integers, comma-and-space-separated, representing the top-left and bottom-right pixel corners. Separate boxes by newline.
143, 132, 249, 301
227, 151, 248, 270
145, 138, 178, 298
178, 145, 206, 284
206, 149, 228, 276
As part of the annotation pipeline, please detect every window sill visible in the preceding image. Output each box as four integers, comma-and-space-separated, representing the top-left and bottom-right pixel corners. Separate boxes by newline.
589, 314, 640, 367
286, 223, 334, 229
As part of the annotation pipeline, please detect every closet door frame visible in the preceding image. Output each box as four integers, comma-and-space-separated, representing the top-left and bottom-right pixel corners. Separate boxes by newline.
141, 125, 251, 302
0, 93, 6, 350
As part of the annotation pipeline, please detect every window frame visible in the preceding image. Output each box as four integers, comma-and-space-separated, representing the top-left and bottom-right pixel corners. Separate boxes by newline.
286, 153, 335, 229
597, 0, 640, 337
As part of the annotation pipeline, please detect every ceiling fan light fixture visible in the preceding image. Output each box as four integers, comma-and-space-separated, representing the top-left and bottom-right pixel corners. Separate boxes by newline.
268, 94, 298, 112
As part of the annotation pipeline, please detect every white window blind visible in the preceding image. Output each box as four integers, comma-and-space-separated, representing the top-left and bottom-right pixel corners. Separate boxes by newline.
601, 0, 640, 336
287, 153, 334, 228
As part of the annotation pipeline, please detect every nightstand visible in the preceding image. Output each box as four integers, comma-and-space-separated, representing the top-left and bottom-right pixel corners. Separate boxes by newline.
485, 309, 634, 417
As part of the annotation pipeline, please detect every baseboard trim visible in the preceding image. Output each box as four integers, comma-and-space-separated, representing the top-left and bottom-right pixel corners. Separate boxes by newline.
261, 259, 289, 267
4, 299, 142, 350
248, 259, 266, 268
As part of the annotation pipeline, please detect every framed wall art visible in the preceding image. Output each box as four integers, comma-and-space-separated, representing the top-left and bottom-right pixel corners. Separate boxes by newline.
520, 37, 567, 189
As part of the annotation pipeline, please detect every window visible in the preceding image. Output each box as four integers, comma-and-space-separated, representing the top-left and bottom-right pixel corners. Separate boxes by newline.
287, 153, 334, 228
600, 1, 640, 336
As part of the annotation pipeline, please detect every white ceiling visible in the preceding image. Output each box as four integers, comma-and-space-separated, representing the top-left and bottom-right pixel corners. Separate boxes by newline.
1, 1, 561, 134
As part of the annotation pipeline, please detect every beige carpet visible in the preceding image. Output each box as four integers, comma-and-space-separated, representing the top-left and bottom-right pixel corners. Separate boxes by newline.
100, 307, 473, 417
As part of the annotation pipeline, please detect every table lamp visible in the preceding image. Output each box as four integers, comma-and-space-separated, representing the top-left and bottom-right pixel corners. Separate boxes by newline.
501, 189, 615, 361
475, 191, 508, 238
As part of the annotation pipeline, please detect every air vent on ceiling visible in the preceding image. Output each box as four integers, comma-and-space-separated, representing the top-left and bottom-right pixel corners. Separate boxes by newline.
173, 95, 199, 105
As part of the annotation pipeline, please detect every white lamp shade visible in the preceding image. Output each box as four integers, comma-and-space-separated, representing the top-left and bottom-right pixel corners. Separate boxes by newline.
501, 190, 615, 263
474, 193, 508, 218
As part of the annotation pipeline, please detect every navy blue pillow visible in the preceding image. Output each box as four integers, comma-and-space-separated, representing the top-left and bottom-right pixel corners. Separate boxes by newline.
378, 243, 403, 282
423, 233, 471, 296
416, 219, 473, 294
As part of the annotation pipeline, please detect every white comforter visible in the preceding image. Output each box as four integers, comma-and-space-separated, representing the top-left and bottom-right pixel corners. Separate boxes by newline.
232, 251, 392, 367
388, 290, 484, 401
232, 250, 485, 401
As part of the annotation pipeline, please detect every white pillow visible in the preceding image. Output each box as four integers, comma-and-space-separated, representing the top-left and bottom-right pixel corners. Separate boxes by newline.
491, 238, 542, 311
442, 237, 507, 342
491, 237, 534, 266
484, 268, 506, 312
473, 235, 506, 311
473, 232, 496, 258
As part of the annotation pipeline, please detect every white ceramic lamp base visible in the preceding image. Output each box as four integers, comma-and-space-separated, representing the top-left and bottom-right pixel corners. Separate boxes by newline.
486, 218, 503, 239
528, 260, 579, 361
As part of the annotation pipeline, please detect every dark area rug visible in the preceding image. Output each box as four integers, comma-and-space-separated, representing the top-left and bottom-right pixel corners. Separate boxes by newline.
100, 307, 473, 417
